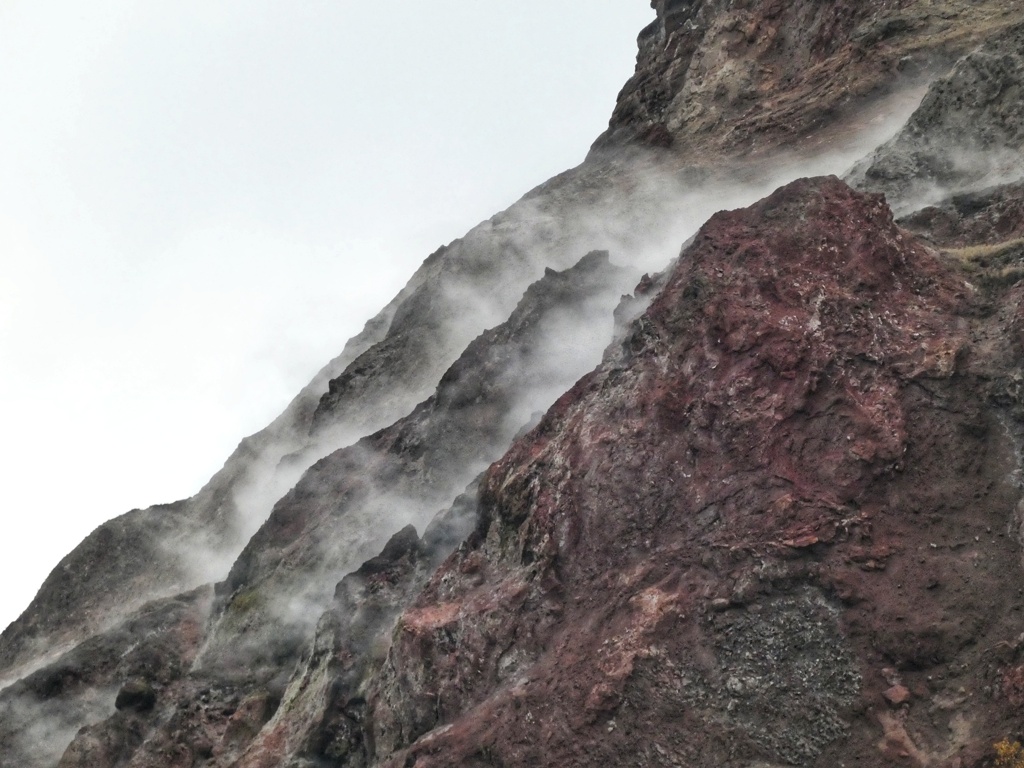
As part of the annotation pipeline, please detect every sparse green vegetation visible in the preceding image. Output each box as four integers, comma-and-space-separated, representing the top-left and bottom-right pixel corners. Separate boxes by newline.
944, 237, 1024, 262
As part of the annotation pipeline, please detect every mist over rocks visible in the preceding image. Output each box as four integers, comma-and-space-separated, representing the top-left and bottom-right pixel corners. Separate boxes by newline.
362, 175, 989, 766
0, 119, 688, 684
3, 1, 1024, 766
193, 250, 637, 683
847, 23, 1024, 214
592, 0, 1023, 160
0, 586, 211, 767
899, 181, 1024, 248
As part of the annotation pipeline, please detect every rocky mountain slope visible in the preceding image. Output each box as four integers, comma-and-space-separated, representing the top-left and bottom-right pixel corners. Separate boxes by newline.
595, 0, 1021, 161
3, 2, 1024, 767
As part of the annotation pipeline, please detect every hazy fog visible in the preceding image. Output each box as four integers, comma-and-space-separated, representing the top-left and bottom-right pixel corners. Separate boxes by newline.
0, 1, 654, 633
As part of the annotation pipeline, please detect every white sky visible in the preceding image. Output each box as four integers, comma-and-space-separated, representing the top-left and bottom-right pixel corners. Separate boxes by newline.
0, 2, 653, 633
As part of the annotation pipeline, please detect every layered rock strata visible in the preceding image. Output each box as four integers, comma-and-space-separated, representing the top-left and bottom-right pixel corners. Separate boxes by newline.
595, 0, 1024, 160
4, 2, 1024, 767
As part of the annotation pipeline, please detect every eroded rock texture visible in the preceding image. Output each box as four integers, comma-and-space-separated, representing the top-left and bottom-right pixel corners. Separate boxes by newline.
594, 0, 1024, 160
848, 24, 1024, 213
353, 177, 1024, 767
196, 251, 635, 682
4, 2, 1024, 767
900, 182, 1024, 249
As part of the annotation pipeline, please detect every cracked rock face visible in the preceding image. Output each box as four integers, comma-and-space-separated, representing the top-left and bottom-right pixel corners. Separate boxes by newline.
358, 175, 1024, 767
848, 24, 1024, 214
4, 3, 1024, 767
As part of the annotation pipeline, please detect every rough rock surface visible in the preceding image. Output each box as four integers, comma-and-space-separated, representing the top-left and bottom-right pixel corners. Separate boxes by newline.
36, 173, 1024, 768
354, 176, 1024, 767
900, 182, 1024, 248
4, 2, 1024, 767
0, 250, 634, 768
848, 24, 1024, 213
0, 110, 695, 684
229, 505, 476, 768
195, 251, 635, 681
594, 0, 1024, 160
0, 587, 211, 768
0, 270, 422, 680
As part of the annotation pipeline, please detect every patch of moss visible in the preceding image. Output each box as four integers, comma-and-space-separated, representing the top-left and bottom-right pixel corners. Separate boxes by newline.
943, 237, 1024, 264
944, 238, 1024, 288
229, 589, 264, 615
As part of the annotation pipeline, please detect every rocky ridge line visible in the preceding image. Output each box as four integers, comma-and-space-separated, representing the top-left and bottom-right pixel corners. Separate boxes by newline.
594, 0, 1023, 161
3, 2, 1024, 767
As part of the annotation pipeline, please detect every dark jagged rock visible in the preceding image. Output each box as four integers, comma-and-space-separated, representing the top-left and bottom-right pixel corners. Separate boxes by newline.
227, 486, 483, 767
0, 587, 211, 768
195, 251, 636, 682
848, 24, 1024, 213
900, 181, 1024, 248
0, 113, 694, 686
362, 176, 1024, 767
4, 3, 1024, 767
593, 0, 1024, 160
0, 289, 412, 680
17, 251, 634, 768
114, 679, 157, 713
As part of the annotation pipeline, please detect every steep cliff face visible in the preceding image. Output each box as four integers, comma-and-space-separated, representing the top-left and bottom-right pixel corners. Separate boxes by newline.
848, 23, 1024, 213
594, 0, 1023, 160
4, 2, 1024, 767
363, 176, 1024, 767
0, 117, 685, 684
196, 251, 635, 683
0, 278, 418, 681
0, 251, 636, 768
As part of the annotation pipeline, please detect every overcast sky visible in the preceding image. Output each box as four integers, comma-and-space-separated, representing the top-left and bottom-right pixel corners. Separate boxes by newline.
0, 2, 653, 632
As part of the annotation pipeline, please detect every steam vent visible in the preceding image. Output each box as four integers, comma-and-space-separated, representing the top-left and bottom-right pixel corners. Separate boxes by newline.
6, 3, 1024, 766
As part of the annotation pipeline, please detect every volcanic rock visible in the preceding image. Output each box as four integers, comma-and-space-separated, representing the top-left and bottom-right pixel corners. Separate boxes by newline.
194, 250, 636, 681
0, 586, 210, 768
0, 116, 686, 684
21, 249, 634, 768
360, 176, 1024, 767
3, 3, 1024, 768
594, 0, 1024, 160
848, 24, 1024, 213
900, 182, 1024, 248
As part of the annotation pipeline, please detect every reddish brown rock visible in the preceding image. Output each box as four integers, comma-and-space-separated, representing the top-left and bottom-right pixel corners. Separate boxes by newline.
883, 684, 911, 707
4, 4, 1024, 768
594, 0, 1024, 160
362, 176, 1024, 767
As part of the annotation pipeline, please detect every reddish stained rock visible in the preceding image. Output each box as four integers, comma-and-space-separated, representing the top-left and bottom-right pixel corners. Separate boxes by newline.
363, 176, 1024, 767
6, 6, 1024, 767
883, 684, 912, 707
